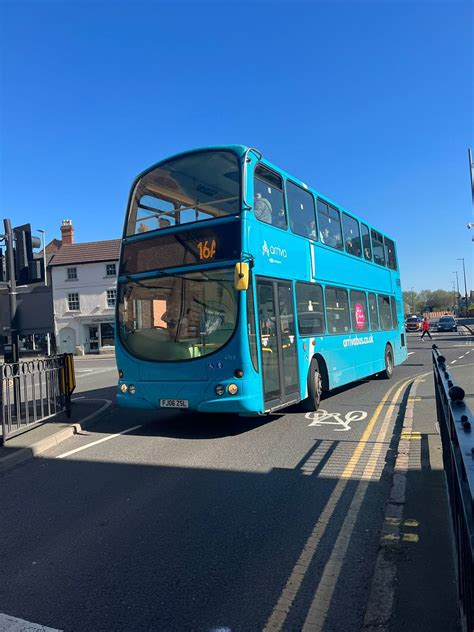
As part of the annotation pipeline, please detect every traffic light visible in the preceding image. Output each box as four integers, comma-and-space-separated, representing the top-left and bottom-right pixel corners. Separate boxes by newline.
13, 224, 43, 285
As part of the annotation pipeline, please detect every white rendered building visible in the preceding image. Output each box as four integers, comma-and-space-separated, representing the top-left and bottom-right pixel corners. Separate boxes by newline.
50, 221, 121, 355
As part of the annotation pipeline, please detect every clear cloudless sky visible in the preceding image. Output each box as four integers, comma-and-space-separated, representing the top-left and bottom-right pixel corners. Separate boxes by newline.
1, 0, 472, 293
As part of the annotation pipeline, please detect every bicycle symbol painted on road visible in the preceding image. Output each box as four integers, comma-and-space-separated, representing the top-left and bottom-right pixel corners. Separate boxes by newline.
305, 409, 367, 431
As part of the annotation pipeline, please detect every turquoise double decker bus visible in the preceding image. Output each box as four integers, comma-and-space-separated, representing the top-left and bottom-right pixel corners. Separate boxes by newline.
116, 146, 407, 414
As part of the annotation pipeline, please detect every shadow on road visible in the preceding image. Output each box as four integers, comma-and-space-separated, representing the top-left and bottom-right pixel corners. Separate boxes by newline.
0, 378, 459, 632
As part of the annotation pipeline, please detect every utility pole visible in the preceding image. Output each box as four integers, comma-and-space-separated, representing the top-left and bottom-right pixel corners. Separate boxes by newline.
3, 219, 19, 363
452, 271, 461, 315
410, 286, 415, 314
469, 149, 474, 208
458, 258, 469, 316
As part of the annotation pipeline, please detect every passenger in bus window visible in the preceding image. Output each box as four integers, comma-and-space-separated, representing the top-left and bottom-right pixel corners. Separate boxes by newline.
308, 221, 317, 239
254, 193, 272, 224
320, 227, 336, 247
275, 207, 286, 228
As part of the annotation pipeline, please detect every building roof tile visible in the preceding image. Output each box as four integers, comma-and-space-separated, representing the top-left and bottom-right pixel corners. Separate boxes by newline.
49, 239, 121, 266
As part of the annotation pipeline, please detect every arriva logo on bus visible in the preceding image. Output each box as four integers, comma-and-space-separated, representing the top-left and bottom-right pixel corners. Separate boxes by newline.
262, 240, 288, 264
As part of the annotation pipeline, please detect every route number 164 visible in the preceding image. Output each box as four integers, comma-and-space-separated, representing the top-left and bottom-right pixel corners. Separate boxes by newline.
197, 239, 217, 260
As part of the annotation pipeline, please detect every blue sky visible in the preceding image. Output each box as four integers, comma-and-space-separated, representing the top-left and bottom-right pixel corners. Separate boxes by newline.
1, 1, 472, 293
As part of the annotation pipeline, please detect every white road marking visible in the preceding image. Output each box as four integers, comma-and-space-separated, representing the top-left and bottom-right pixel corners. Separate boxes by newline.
407, 352, 415, 356
306, 410, 367, 432
451, 360, 457, 364
0, 613, 60, 631
56, 425, 143, 459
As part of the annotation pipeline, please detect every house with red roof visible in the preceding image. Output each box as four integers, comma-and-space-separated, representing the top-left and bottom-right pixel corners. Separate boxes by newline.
49, 220, 121, 354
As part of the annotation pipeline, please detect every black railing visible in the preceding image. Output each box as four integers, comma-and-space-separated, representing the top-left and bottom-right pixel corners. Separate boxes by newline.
1, 353, 75, 445
432, 345, 474, 631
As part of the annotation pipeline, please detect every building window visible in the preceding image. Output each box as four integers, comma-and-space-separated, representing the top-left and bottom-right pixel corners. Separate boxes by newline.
317, 199, 343, 250
296, 282, 325, 335
106, 289, 117, 307
286, 181, 317, 239
100, 323, 115, 346
254, 164, 287, 229
67, 293, 80, 311
67, 267, 77, 280
106, 263, 117, 277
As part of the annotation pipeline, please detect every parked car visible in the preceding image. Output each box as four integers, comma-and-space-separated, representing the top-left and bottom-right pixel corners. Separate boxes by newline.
406, 316, 422, 332
437, 316, 457, 332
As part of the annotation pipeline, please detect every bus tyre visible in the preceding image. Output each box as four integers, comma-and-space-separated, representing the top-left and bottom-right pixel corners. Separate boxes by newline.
381, 345, 394, 379
301, 359, 322, 412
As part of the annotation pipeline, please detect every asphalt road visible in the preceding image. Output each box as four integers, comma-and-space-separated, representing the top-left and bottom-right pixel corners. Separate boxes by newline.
0, 332, 472, 632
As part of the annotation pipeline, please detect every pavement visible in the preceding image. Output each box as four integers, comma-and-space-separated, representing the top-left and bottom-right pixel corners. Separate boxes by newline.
0, 398, 112, 473
0, 336, 471, 631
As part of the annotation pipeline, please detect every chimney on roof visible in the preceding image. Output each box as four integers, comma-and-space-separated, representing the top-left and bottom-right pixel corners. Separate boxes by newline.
61, 219, 74, 245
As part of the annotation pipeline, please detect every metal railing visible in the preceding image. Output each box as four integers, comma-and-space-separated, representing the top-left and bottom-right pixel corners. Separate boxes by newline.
1, 353, 75, 445
432, 345, 474, 632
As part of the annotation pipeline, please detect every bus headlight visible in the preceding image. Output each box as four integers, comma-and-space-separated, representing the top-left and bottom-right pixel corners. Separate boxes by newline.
128, 384, 136, 395
227, 384, 238, 395
215, 384, 225, 396
120, 383, 128, 393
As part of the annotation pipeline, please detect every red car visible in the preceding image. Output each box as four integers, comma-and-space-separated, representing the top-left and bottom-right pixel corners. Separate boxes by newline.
406, 316, 422, 332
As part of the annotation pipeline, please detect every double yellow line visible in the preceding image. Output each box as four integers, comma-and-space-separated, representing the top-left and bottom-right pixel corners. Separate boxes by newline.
264, 376, 414, 632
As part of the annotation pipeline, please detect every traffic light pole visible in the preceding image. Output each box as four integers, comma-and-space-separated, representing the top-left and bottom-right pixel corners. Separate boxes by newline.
3, 219, 19, 363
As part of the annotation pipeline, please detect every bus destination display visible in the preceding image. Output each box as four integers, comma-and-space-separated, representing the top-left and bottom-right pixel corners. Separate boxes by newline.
121, 223, 240, 275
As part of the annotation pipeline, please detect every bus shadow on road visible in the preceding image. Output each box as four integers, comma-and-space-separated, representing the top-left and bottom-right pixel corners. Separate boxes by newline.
74, 385, 282, 439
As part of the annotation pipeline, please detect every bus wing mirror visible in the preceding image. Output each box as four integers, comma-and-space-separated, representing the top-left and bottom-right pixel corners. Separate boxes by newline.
234, 262, 249, 291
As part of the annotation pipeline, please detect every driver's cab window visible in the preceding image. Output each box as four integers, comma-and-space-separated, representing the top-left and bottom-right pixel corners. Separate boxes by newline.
254, 165, 287, 229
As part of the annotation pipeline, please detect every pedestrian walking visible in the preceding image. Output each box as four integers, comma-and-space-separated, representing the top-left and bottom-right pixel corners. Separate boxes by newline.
420, 316, 432, 340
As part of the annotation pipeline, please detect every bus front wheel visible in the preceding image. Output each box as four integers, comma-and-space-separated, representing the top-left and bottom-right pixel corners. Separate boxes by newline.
301, 358, 322, 412
381, 345, 394, 379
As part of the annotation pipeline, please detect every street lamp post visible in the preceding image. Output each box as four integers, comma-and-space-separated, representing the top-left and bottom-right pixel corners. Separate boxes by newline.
457, 258, 469, 316
452, 271, 460, 315
410, 286, 415, 314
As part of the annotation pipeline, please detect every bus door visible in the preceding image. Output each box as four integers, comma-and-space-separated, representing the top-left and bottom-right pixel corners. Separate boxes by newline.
256, 279, 299, 410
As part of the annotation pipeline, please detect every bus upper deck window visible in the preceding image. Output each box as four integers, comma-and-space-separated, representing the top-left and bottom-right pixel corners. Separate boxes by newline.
287, 181, 317, 239
317, 200, 343, 250
361, 223, 372, 260
384, 236, 398, 270
127, 150, 241, 236
371, 229, 385, 266
254, 165, 287, 229
342, 213, 362, 257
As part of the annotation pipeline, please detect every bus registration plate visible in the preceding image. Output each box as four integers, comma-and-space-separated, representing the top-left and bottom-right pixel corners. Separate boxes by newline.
160, 399, 189, 408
